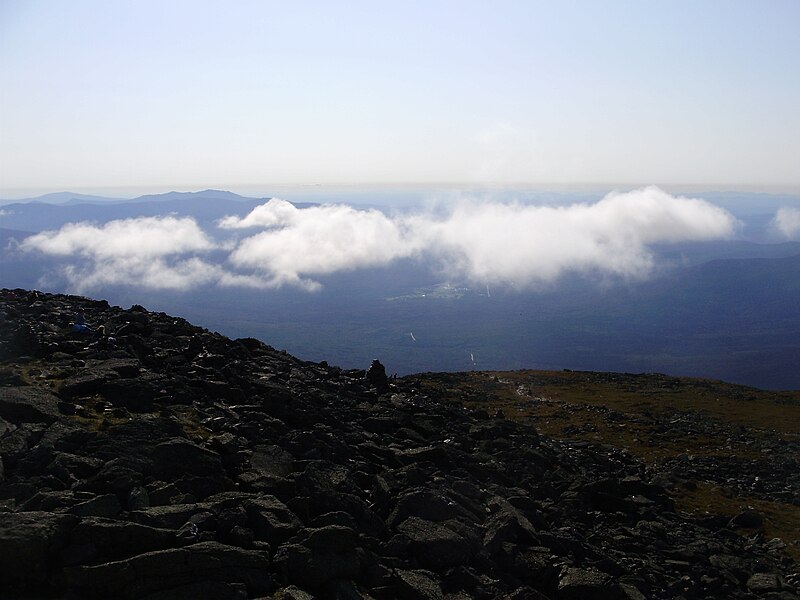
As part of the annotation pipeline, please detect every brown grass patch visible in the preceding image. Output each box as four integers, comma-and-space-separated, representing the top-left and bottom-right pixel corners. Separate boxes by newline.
410, 369, 800, 560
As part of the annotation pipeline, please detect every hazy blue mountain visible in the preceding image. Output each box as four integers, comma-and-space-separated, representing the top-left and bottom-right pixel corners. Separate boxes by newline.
696, 191, 800, 216
0, 191, 122, 206
127, 189, 264, 204
0, 190, 320, 232
651, 240, 800, 266
0, 189, 262, 206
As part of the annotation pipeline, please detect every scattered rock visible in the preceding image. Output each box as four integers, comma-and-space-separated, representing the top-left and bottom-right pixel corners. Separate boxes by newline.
0, 289, 797, 599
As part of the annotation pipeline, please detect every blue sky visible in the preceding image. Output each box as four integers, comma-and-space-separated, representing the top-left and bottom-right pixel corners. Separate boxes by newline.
1, 0, 799, 196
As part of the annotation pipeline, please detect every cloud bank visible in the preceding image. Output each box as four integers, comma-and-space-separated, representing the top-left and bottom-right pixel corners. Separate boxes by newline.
21, 187, 738, 292
21, 216, 215, 258
771, 207, 800, 240
223, 200, 419, 290
409, 187, 737, 283
20, 216, 221, 292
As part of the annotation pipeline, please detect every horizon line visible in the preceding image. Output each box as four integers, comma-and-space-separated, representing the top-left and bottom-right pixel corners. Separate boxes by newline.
2, 181, 800, 201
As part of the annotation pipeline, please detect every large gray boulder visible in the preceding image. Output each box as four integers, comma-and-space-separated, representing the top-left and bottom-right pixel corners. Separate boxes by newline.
557, 567, 625, 600
395, 516, 471, 570
274, 525, 360, 588
65, 541, 272, 599
60, 516, 176, 566
0, 511, 78, 594
0, 386, 61, 424
151, 438, 224, 479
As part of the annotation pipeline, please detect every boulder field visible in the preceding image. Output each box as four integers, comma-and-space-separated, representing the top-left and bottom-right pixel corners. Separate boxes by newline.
0, 289, 797, 599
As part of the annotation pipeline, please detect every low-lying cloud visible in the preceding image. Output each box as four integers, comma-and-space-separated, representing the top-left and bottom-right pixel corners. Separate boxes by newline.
223, 200, 419, 290
771, 207, 800, 240
21, 216, 215, 258
20, 216, 221, 292
409, 187, 737, 283
21, 187, 738, 292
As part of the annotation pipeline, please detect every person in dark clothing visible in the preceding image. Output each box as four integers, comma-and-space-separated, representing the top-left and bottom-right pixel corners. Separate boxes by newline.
72, 310, 92, 334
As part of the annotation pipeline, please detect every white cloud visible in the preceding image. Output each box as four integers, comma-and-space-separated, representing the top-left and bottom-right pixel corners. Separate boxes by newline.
221, 186, 737, 289
218, 198, 300, 229
410, 186, 738, 284
226, 199, 420, 289
59, 257, 221, 292
21, 216, 215, 259
21, 216, 222, 291
19, 187, 738, 292
771, 207, 800, 240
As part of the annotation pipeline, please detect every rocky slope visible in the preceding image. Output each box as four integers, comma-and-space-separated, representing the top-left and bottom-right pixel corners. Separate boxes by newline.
0, 289, 797, 599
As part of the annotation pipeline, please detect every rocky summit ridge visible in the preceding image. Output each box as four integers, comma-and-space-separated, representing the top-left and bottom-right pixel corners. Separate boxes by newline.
0, 288, 797, 599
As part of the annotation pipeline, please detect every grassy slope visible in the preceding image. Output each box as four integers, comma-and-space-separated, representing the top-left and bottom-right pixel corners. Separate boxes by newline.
410, 369, 800, 560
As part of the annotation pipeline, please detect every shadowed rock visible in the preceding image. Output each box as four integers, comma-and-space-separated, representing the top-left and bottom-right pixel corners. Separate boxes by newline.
65, 541, 272, 599
274, 525, 360, 587
395, 516, 472, 569
0, 289, 797, 600
0, 387, 61, 424
0, 511, 79, 594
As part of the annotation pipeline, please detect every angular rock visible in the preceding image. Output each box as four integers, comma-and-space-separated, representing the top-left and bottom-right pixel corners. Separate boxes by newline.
101, 377, 161, 411
60, 517, 176, 566
70, 493, 122, 517
250, 444, 295, 478
388, 488, 467, 527
59, 369, 119, 399
65, 541, 272, 599
558, 567, 624, 600
150, 438, 224, 479
502, 547, 556, 589
274, 525, 360, 588
395, 516, 471, 570
0, 511, 78, 594
729, 509, 763, 529
0, 386, 61, 424
50, 451, 105, 480
746, 572, 782, 593
483, 497, 539, 553
139, 580, 247, 600
395, 569, 444, 600
275, 585, 316, 600
246, 495, 303, 545
130, 504, 213, 530
127, 485, 151, 510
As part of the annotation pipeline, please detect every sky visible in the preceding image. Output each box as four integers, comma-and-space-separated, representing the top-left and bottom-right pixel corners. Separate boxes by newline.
1, 0, 799, 197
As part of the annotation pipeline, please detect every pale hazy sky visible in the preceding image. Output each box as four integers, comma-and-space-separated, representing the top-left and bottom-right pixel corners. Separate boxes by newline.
1, 0, 799, 197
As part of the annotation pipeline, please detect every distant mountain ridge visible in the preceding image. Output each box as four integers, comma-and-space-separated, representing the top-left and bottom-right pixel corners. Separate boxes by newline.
0, 190, 321, 232
0, 189, 266, 206
5, 191, 126, 205
123, 189, 266, 204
